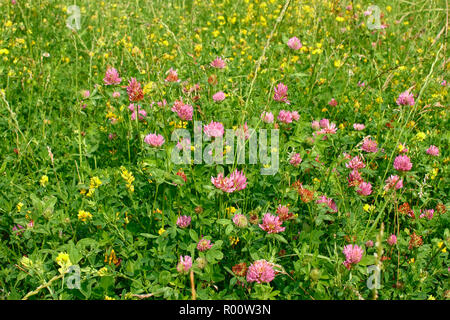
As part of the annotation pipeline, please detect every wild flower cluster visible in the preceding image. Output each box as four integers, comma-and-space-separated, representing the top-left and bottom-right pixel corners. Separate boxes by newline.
0, 0, 448, 301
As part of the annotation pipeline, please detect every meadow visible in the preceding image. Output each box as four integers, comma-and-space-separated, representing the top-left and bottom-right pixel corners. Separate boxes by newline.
0, 0, 448, 300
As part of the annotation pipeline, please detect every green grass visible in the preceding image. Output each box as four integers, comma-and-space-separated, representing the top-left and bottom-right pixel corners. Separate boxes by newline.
0, 0, 448, 300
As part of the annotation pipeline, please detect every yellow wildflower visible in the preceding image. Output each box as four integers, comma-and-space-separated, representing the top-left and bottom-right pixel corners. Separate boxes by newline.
229, 236, 239, 246
20, 256, 33, 268
120, 166, 135, 192
97, 267, 108, 276
55, 252, 72, 272
143, 82, 154, 95
90, 176, 102, 189
40, 175, 49, 187
194, 44, 202, 56
415, 132, 426, 141
104, 249, 119, 265
404, 121, 415, 129
438, 241, 447, 253
334, 59, 343, 68
397, 144, 406, 153
78, 210, 93, 222
430, 167, 438, 180
86, 188, 95, 197
226, 206, 237, 216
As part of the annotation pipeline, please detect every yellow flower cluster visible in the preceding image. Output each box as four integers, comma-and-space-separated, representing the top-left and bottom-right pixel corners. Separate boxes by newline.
223, 145, 232, 155
430, 167, 438, 180
124, 212, 130, 225
334, 59, 343, 68
194, 43, 202, 56
120, 166, 135, 192
229, 236, 239, 246
406, 120, 415, 128
55, 252, 72, 273
415, 131, 426, 141
106, 110, 118, 120
78, 210, 93, 222
21, 256, 33, 268
104, 249, 119, 265
143, 82, 154, 95
226, 206, 237, 217
40, 175, 49, 187
397, 144, 406, 153
86, 176, 102, 197
97, 267, 108, 276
